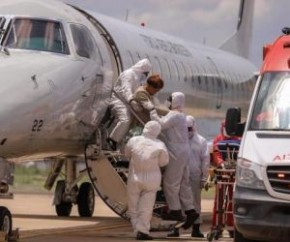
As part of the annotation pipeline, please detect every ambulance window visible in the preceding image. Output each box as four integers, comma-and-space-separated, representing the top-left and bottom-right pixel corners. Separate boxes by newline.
251, 72, 290, 130
70, 24, 96, 59
5, 18, 69, 54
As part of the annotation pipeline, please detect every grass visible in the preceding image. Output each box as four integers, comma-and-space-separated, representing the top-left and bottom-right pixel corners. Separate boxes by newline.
202, 187, 215, 199
13, 164, 51, 194
12, 163, 216, 199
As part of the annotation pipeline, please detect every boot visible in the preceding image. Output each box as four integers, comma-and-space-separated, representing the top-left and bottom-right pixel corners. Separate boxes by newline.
181, 210, 199, 230
162, 210, 184, 221
167, 228, 180, 237
136, 231, 153, 240
191, 223, 204, 238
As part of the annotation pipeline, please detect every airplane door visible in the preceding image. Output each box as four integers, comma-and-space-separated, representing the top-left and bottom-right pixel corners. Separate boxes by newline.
68, 23, 113, 127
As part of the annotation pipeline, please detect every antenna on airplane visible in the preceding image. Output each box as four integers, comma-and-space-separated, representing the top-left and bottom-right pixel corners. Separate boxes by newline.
125, 9, 130, 22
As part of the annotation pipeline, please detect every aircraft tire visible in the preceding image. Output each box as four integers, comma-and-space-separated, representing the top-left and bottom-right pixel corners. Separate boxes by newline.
0, 206, 12, 238
77, 182, 95, 217
55, 180, 72, 217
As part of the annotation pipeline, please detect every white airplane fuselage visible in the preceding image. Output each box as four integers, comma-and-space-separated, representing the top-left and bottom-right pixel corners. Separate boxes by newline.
0, 0, 256, 162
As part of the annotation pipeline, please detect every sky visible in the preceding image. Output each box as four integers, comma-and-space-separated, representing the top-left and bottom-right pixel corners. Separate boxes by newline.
60, 0, 289, 68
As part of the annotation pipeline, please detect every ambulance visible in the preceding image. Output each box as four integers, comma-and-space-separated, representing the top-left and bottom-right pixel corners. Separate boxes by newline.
227, 28, 290, 242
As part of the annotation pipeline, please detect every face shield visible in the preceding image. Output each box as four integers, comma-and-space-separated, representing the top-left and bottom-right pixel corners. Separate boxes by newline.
140, 72, 151, 85
165, 95, 172, 109
188, 126, 194, 139
186, 115, 196, 139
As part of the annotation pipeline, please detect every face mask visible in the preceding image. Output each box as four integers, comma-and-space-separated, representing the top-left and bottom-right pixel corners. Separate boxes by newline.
143, 72, 149, 77
188, 131, 194, 139
165, 95, 172, 109
140, 73, 148, 85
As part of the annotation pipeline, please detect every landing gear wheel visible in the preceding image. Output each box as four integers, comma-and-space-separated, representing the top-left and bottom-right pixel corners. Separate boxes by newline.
55, 180, 72, 216
0, 206, 12, 239
77, 182, 95, 217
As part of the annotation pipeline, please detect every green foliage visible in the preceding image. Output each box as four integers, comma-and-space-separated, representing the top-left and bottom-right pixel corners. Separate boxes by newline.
12, 163, 216, 198
13, 163, 90, 194
201, 187, 215, 199
13, 164, 50, 193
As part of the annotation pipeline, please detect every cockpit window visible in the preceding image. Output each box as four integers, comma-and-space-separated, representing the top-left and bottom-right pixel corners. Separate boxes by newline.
70, 24, 96, 59
0, 17, 5, 29
4, 18, 69, 54
0, 17, 5, 39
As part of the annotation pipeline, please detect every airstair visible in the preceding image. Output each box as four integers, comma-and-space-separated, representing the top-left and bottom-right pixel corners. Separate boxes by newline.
84, 92, 174, 230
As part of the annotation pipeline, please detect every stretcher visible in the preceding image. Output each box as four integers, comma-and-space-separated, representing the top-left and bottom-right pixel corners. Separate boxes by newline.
206, 140, 240, 241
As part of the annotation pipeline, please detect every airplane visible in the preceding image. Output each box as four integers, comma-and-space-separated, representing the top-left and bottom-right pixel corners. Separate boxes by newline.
0, 0, 257, 238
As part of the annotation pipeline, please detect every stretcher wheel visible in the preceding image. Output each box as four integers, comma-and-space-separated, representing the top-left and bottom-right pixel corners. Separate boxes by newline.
228, 230, 234, 238
207, 230, 220, 241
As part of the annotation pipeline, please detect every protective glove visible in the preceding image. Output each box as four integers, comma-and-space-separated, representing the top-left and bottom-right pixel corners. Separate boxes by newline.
218, 163, 225, 169
200, 180, 206, 189
150, 108, 158, 120
204, 181, 211, 191
129, 99, 142, 112
142, 100, 154, 111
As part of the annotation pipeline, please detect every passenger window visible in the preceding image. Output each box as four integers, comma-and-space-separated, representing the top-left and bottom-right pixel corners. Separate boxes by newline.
164, 58, 172, 80
172, 60, 180, 81
5, 18, 69, 54
154, 56, 162, 75
70, 24, 96, 59
136, 52, 142, 61
127, 50, 135, 66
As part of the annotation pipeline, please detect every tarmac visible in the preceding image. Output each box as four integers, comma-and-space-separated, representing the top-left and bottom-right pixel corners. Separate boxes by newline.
0, 193, 234, 242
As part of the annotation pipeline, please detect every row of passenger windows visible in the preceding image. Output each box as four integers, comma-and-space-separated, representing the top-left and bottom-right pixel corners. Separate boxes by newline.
126, 50, 256, 97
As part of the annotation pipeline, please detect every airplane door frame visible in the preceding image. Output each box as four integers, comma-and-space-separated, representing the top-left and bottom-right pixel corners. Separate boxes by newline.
71, 6, 123, 81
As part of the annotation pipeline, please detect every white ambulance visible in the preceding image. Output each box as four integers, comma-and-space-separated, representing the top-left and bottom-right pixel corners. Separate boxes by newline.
227, 28, 290, 242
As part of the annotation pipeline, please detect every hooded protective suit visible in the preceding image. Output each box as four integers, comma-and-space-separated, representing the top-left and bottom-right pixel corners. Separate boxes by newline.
150, 92, 194, 212
186, 115, 210, 224
125, 121, 169, 235
109, 58, 152, 144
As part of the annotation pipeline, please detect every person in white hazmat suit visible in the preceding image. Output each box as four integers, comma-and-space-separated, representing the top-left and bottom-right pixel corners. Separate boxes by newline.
107, 58, 152, 150
125, 120, 169, 241
150, 92, 199, 230
168, 115, 210, 237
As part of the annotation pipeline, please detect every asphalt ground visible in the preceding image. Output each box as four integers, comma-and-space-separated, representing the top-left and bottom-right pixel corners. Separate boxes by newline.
0, 193, 233, 242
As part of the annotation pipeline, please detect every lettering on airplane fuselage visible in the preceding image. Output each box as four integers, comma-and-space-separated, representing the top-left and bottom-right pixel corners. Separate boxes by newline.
32, 119, 44, 132
140, 34, 192, 57
0, 138, 7, 145
273, 154, 290, 161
